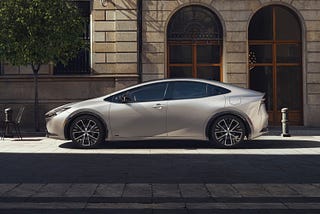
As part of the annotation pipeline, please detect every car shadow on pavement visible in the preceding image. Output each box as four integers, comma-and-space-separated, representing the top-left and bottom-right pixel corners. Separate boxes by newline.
1, 152, 320, 184
59, 139, 320, 150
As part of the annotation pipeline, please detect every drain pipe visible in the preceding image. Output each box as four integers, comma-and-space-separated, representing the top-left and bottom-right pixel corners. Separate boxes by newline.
137, 0, 143, 83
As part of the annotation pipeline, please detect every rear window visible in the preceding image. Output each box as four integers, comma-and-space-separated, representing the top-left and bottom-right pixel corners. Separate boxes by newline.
169, 81, 230, 100
207, 84, 230, 96
171, 82, 207, 99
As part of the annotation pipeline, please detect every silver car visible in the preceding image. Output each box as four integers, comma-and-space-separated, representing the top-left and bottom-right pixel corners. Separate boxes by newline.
45, 79, 268, 148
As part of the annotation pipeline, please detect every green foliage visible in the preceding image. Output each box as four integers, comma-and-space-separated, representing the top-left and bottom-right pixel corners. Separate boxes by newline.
0, 0, 85, 69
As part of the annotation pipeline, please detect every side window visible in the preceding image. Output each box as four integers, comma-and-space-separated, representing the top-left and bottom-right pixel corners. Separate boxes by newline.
130, 83, 167, 102
108, 93, 124, 103
206, 84, 231, 96
171, 82, 207, 100
109, 83, 168, 103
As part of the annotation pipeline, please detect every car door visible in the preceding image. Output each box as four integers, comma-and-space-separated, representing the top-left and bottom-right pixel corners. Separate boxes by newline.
166, 81, 226, 138
109, 82, 168, 138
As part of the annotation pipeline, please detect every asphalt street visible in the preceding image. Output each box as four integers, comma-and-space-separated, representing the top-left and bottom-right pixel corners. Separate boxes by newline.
0, 131, 320, 213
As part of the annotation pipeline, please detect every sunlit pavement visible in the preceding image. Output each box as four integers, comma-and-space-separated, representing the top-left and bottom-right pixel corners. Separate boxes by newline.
0, 130, 320, 213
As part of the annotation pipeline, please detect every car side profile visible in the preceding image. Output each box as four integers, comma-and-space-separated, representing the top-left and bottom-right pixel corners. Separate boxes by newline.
45, 79, 268, 148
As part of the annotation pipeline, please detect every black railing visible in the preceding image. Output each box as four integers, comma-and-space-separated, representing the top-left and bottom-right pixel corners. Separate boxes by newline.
54, 48, 90, 75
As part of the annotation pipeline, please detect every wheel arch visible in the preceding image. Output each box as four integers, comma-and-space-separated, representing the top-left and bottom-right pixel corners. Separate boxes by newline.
64, 111, 108, 140
205, 110, 252, 140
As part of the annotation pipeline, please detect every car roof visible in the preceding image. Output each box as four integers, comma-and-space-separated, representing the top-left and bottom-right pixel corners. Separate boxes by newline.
103, 78, 263, 98
141, 78, 223, 87
140, 78, 250, 92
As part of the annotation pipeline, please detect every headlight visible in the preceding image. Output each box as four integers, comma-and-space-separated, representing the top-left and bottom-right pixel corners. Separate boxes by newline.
45, 107, 71, 118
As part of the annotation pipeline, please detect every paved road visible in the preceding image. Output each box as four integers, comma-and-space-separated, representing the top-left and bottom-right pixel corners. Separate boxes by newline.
0, 135, 320, 213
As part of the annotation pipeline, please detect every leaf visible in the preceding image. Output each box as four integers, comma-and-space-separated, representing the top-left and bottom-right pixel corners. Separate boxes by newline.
0, 0, 85, 69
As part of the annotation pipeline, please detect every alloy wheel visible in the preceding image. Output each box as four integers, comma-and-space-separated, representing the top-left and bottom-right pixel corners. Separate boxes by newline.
71, 117, 101, 147
213, 116, 245, 147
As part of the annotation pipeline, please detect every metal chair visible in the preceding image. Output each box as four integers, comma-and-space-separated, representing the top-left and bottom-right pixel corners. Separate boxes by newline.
1, 106, 25, 140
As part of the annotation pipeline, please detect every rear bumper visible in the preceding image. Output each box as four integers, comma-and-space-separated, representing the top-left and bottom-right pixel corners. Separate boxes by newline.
261, 127, 268, 132
249, 125, 268, 140
250, 115, 268, 139
260, 127, 269, 135
247, 101, 269, 140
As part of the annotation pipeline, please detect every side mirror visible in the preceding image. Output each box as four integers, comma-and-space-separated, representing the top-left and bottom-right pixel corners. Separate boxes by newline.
121, 93, 132, 103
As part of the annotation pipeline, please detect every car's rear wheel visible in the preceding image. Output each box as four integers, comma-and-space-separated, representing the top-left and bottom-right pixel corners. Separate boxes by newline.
69, 115, 105, 148
210, 115, 245, 148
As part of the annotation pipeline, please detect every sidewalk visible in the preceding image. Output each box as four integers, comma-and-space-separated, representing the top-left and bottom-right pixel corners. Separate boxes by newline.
267, 126, 320, 136
0, 126, 320, 155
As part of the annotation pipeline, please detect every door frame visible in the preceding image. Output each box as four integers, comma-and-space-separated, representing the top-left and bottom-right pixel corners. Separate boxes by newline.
248, 5, 304, 125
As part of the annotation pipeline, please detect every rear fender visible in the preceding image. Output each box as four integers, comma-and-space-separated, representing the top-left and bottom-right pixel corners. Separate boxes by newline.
205, 110, 253, 139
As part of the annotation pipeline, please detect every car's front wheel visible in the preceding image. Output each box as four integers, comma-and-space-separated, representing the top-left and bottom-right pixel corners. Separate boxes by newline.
210, 115, 246, 148
69, 115, 105, 148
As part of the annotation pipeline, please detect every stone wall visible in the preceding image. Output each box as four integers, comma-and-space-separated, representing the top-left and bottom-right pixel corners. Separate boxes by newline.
0, 76, 137, 131
92, 0, 138, 75
141, 0, 260, 86
139, 0, 320, 126
1, 0, 320, 129
89, 0, 317, 126
296, 0, 320, 126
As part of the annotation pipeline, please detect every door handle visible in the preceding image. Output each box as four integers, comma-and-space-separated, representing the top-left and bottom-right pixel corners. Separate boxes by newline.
152, 104, 164, 109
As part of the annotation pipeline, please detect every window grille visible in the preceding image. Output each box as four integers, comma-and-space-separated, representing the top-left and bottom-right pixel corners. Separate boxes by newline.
54, 1, 91, 75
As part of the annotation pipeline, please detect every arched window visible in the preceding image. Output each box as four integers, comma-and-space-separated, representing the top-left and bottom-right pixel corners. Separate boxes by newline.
249, 5, 302, 125
167, 6, 223, 80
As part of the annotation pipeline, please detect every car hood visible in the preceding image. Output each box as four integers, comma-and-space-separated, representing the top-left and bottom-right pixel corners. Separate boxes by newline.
47, 97, 104, 114
66, 97, 105, 108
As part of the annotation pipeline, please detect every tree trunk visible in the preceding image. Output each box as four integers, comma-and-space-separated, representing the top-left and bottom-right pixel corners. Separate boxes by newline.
31, 64, 41, 132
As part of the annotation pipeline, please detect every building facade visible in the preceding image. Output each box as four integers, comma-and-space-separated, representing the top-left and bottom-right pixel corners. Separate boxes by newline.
1, 0, 320, 129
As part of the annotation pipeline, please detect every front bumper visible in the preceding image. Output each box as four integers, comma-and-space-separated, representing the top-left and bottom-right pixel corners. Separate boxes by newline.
45, 114, 68, 140
46, 130, 62, 140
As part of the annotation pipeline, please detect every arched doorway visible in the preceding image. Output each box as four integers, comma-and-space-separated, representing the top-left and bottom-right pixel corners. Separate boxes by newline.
249, 5, 303, 125
167, 6, 223, 80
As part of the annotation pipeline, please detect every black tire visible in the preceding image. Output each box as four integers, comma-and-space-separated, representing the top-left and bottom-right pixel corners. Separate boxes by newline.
69, 115, 106, 148
210, 115, 246, 148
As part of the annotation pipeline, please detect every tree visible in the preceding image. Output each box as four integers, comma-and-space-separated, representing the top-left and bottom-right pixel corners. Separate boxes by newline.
0, 0, 85, 131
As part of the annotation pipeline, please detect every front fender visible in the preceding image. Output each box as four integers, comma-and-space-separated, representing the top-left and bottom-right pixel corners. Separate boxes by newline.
64, 109, 108, 140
